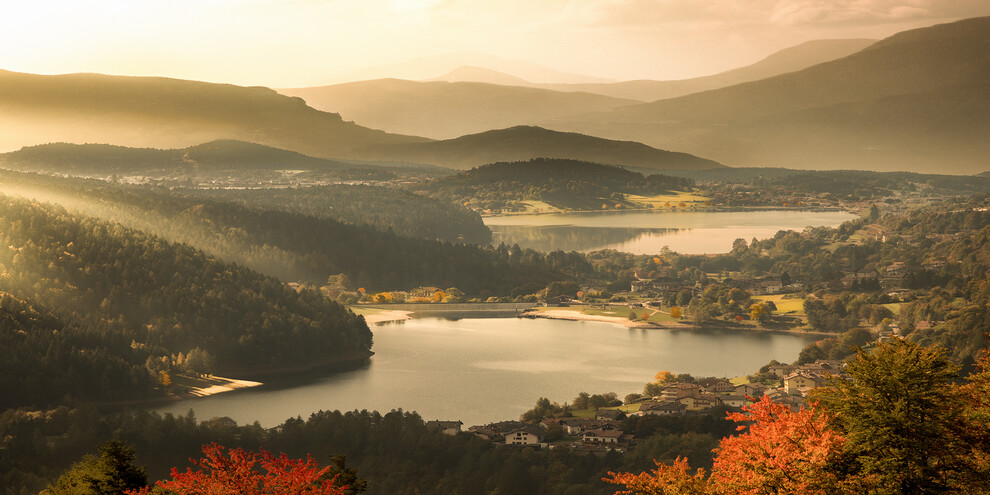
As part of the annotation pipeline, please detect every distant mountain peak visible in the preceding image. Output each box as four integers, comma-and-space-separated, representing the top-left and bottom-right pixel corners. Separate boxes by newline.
336, 51, 612, 85
426, 66, 534, 86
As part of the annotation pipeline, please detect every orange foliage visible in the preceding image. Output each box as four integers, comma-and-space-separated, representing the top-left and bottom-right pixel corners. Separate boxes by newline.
606, 397, 846, 495
128, 443, 347, 495
605, 457, 708, 495
653, 370, 675, 384
710, 396, 845, 494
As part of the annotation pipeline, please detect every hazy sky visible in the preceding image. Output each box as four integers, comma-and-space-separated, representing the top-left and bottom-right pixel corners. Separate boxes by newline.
3, 0, 989, 87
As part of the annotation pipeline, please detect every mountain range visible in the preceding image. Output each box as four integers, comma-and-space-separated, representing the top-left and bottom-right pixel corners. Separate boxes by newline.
435, 38, 877, 102
547, 16, 990, 173
0, 70, 425, 160
279, 79, 637, 140
1, 17, 987, 174
278, 39, 875, 140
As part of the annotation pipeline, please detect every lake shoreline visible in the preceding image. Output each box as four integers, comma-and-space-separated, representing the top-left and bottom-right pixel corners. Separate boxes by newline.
522, 307, 836, 337
99, 352, 374, 410
481, 205, 852, 218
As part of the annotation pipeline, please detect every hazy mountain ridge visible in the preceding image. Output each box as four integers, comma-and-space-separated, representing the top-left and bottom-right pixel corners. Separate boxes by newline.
279, 79, 638, 140
546, 16, 990, 172
0, 70, 427, 159
363, 125, 726, 171
527, 38, 878, 101
277, 39, 875, 140
337, 51, 612, 84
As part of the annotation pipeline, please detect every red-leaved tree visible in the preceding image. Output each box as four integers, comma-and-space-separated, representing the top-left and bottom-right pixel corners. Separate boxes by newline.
709, 396, 846, 494
606, 396, 846, 495
127, 443, 348, 495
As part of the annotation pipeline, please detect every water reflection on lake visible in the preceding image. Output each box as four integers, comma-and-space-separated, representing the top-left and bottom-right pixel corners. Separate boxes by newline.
485, 210, 857, 254
155, 317, 821, 427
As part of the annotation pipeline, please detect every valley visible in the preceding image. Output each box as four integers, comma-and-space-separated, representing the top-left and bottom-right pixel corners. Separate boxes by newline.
2, 9, 990, 495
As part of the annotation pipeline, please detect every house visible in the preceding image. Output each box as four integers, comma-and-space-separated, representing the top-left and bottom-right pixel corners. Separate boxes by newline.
766, 364, 796, 378
410, 286, 441, 298
751, 278, 783, 295
720, 395, 750, 408
582, 429, 623, 445
425, 420, 463, 436
704, 379, 735, 394
540, 418, 584, 435
771, 393, 806, 412
468, 420, 529, 442
505, 427, 546, 446
661, 383, 702, 400
783, 373, 824, 395
734, 383, 767, 398
676, 394, 720, 411
639, 401, 687, 416
595, 409, 625, 421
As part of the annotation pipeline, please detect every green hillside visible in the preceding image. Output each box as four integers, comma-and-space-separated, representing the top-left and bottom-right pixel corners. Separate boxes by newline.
411, 158, 695, 210
0, 193, 372, 409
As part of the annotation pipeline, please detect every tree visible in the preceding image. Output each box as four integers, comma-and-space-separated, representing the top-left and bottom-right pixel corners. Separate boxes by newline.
814, 338, 975, 493
133, 443, 347, 494
605, 457, 709, 495
709, 397, 846, 494
670, 306, 681, 319
605, 397, 846, 495
322, 455, 367, 495
442, 287, 465, 303
957, 349, 990, 486
45, 440, 148, 495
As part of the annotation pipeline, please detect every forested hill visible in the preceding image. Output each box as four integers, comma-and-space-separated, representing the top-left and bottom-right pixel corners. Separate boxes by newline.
0, 141, 396, 176
411, 158, 695, 211
181, 184, 491, 244
0, 172, 572, 293
0, 194, 372, 410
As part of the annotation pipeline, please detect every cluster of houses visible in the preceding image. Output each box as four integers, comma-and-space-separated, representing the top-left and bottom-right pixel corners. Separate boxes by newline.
634, 379, 758, 418
426, 359, 850, 452
427, 413, 634, 452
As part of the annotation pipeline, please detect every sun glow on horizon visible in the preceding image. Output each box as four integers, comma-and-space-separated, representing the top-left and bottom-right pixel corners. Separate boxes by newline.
1, 0, 988, 87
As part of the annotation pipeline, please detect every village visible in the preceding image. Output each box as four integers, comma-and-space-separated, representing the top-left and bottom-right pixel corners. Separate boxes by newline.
425, 357, 849, 454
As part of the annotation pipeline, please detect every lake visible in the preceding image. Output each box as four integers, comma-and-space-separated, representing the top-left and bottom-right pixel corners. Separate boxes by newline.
156, 317, 821, 427
484, 210, 857, 254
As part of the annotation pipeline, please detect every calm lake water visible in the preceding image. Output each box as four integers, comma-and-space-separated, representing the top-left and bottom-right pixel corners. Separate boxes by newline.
156, 317, 821, 427
484, 210, 857, 254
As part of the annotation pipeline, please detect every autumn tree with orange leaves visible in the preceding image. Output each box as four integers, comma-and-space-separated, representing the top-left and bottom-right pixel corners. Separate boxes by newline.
607, 338, 990, 495
127, 443, 348, 495
606, 396, 845, 495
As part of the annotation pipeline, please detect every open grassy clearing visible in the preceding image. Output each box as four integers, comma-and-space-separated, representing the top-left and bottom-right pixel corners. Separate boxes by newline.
625, 190, 711, 209
752, 294, 806, 315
